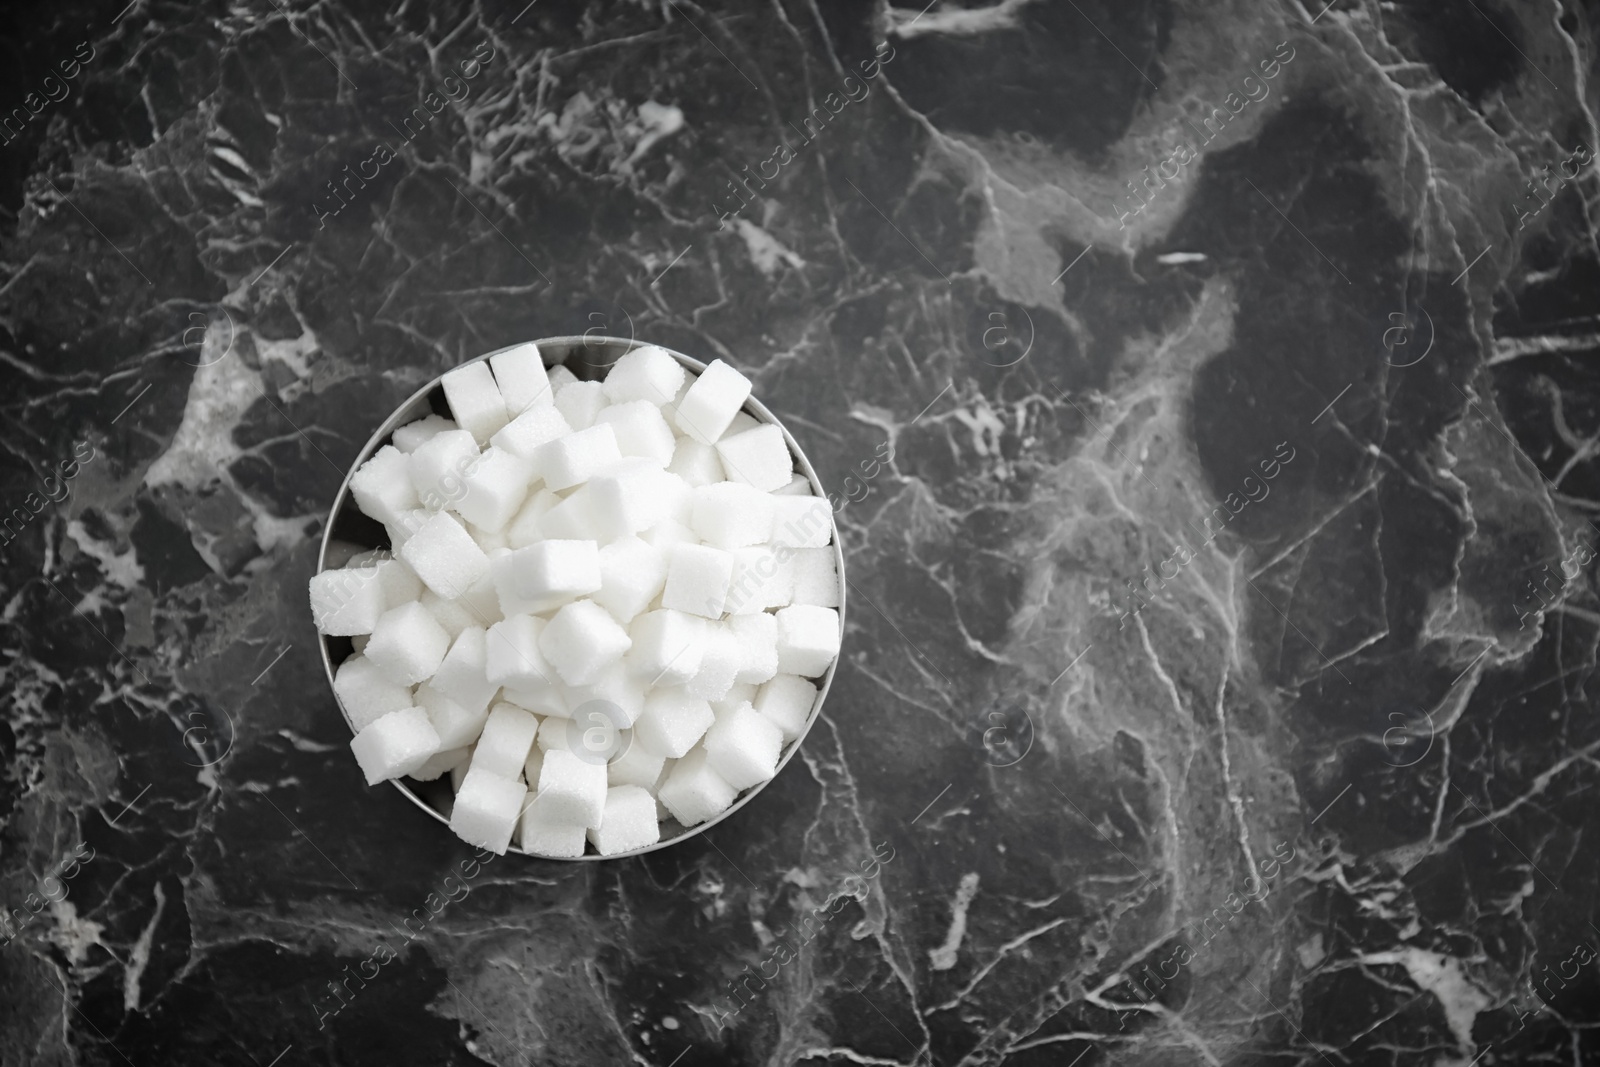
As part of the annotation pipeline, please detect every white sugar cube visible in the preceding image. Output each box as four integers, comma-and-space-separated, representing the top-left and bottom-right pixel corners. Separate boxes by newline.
607, 741, 665, 789
420, 588, 476, 640
729, 613, 779, 684
641, 518, 697, 550
415, 682, 491, 750
589, 785, 661, 855
392, 414, 458, 453
506, 488, 560, 549
492, 539, 601, 616
408, 745, 470, 781
725, 545, 794, 614
775, 605, 841, 677
409, 429, 481, 510
554, 379, 608, 431
456, 447, 532, 533
442, 361, 510, 444
536, 423, 622, 490
536, 748, 608, 825
754, 675, 812, 738
596, 400, 676, 467
716, 423, 793, 492
712, 683, 757, 717
627, 609, 707, 685
790, 547, 840, 607
449, 766, 526, 853
668, 437, 725, 487
334, 654, 414, 730
538, 486, 602, 541
593, 537, 668, 623
564, 668, 647, 730
727, 413, 759, 437
367, 556, 423, 607
385, 507, 432, 550
456, 565, 503, 626
471, 702, 540, 779
658, 749, 738, 827
309, 566, 387, 636
703, 703, 782, 790
503, 683, 567, 719
490, 401, 571, 464
518, 798, 586, 858
674, 359, 752, 444
634, 688, 715, 758
539, 600, 633, 685
350, 707, 440, 785
771, 496, 832, 548
690, 482, 775, 548
484, 614, 554, 690
547, 364, 579, 391
604, 344, 685, 406
489, 342, 552, 415
467, 519, 509, 554
656, 470, 693, 526
589, 460, 672, 538
349, 445, 420, 525
685, 624, 742, 701
661, 543, 734, 618
398, 511, 490, 598
365, 601, 451, 685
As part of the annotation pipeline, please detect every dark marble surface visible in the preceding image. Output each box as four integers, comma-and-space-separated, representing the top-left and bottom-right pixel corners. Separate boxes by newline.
3, 0, 1600, 1064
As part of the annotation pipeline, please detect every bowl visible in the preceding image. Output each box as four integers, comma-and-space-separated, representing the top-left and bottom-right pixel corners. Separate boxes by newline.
316, 336, 846, 859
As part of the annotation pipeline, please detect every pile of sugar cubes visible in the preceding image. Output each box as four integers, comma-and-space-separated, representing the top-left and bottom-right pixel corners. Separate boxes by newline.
309, 342, 842, 858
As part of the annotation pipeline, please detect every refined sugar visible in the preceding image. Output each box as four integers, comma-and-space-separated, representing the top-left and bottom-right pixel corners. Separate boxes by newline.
367, 556, 423, 608
536, 423, 622, 490
489, 342, 552, 415
415, 682, 491, 750
349, 445, 420, 525
726, 412, 759, 437
627, 609, 707, 685
456, 447, 533, 532
771, 496, 833, 548
442, 361, 510, 444
596, 401, 676, 466
398, 511, 490, 597
662, 543, 735, 618
504, 683, 568, 719
657, 749, 738, 827
365, 601, 452, 684
385, 507, 432, 550
656, 470, 693, 526
589, 460, 673, 538
538, 486, 602, 541
725, 545, 794, 614
429, 627, 499, 713
633, 688, 715, 758
518, 798, 586, 858
589, 785, 661, 855
350, 707, 440, 785
685, 624, 742, 701
547, 364, 579, 391
603, 344, 685, 405
449, 766, 526, 853
703, 703, 782, 789
467, 519, 509, 553
712, 683, 758, 717
420, 588, 476, 640
789, 547, 841, 607
607, 741, 665, 789
506, 488, 560, 548
754, 674, 816, 741
309, 565, 387, 636
485, 614, 554, 690
668, 437, 725, 487
674, 359, 752, 444
539, 600, 633, 685
409, 744, 470, 781
729, 612, 779, 684
775, 605, 841, 676
492, 539, 601, 615
690, 482, 775, 548
536, 749, 608, 825
554, 379, 608, 431
471, 702, 540, 778
490, 401, 571, 464
392, 414, 457, 453
772, 473, 813, 496
593, 537, 667, 622
334, 654, 414, 730
641, 518, 697, 550
535, 714, 575, 754
455, 565, 504, 627
409, 429, 481, 510
716, 424, 793, 492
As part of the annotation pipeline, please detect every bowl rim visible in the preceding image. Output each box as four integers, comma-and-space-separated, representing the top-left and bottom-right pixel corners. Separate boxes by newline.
316, 335, 847, 860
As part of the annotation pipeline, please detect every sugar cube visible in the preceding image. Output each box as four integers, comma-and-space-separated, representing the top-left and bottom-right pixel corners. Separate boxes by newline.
773, 474, 813, 496
365, 601, 451, 684
468, 519, 509, 553
536, 423, 622, 490
589, 460, 673, 538
409, 429, 482, 510
729, 613, 779, 685
641, 518, 697, 550
712, 683, 758, 718
350, 707, 440, 785
385, 507, 432, 551
485, 614, 554, 690
492, 539, 601, 616
392, 414, 458, 453
627, 609, 707, 685
309, 565, 387, 636
471, 702, 540, 778
634, 688, 715, 758
668, 436, 725, 487
674, 359, 752, 444
420, 588, 476, 640
547, 364, 579, 390
442, 361, 510, 444
456, 447, 533, 533
716, 423, 793, 492
596, 400, 676, 467
554, 379, 608, 431
489, 342, 552, 415
725, 545, 794, 614
775, 605, 841, 676
593, 537, 667, 622
771, 496, 833, 548
504, 684, 568, 719
408, 745, 471, 782
536, 748, 608, 825
490, 401, 571, 464
789, 547, 840, 607
334, 654, 414, 730
685, 624, 742, 701
449, 766, 526, 853
506, 488, 560, 549
657, 749, 738, 827
415, 683, 491, 750
604, 344, 685, 406
564, 669, 646, 730
455, 565, 503, 626
754, 674, 817, 741
538, 485, 603, 541
589, 785, 661, 855
661, 543, 734, 618
539, 600, 633, 685
518, 799, 586, 858
607, 741, 665, 789
398, 511, 491, 598
690, 482, 775, 548
702, 703, 782, 789
349, 445, 420, 525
